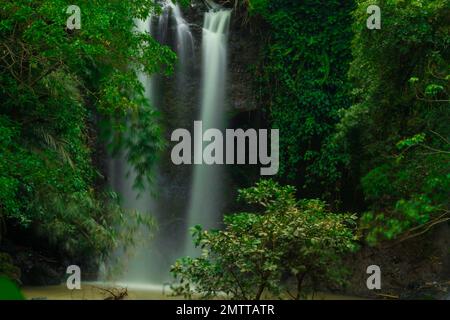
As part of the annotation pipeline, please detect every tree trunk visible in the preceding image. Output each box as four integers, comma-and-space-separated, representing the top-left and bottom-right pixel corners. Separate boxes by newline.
295, 273, 306, 300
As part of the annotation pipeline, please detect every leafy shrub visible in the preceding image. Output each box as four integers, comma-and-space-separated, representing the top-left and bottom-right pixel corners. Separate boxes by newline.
171, 180, 358, 300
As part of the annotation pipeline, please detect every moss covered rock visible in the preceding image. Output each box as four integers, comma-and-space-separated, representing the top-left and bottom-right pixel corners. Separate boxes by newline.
0, 252, 21, 284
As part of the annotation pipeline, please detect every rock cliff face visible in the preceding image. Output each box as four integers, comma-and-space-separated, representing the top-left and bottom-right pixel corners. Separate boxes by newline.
168, 0, 261, 116
156, 1, 263, 204
341, 223, 450, 300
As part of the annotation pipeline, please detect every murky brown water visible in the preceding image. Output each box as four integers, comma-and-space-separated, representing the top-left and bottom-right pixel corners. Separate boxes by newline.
22, 283, 364, 300
22, 283, 176, 300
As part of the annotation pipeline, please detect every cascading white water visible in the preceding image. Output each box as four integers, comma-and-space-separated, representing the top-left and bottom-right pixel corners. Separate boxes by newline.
108, 1, 231, 284
170, 3, 194, 84
106, 16, 157, 284
185, 9, 231, 256
108, 2, 194, 285
136, 18, 155, 106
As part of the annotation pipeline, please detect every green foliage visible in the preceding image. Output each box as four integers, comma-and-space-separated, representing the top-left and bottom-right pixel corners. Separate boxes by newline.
171, 180, 358, 300
0, 276, 25, 300
0, 0, 170, 263
249, 0, 354, 197
336, 0, 450, 244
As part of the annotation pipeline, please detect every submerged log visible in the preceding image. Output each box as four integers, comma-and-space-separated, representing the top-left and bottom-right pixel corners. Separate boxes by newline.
94, 286, 128, 300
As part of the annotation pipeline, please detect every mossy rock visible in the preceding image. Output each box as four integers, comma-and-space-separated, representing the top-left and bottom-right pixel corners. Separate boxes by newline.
0, 252, 21, 284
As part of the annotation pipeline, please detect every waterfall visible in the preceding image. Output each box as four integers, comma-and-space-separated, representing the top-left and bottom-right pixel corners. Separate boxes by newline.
171, 3, 194, 86
106, 16, 156, 285
107, 2, 194, 285
107, 2, 231, 285
136, 17, 155, 105
185, 9, 231, 256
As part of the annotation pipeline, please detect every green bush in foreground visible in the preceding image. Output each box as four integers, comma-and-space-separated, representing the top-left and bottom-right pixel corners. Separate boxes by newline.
171, 180, 358, 300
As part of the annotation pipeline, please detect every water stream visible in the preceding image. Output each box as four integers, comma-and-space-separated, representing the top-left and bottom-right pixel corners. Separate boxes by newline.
185, 8, 231, 256
107, 1, 231, 285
